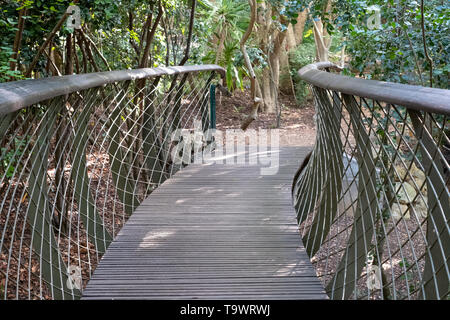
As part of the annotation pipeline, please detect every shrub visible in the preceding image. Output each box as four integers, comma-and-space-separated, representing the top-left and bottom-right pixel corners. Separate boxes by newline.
288, 40, 316, 104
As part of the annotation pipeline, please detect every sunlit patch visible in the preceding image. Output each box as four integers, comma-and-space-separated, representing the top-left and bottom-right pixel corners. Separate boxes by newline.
139, 230, 175, 248
275, 263, 307, 276
224, 192, 240, 197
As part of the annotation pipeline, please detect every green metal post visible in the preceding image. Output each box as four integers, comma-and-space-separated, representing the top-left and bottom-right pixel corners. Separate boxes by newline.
210, 84, 216, 129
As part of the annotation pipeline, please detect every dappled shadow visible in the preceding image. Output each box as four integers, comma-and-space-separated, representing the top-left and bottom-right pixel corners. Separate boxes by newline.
82, 146, 326, 299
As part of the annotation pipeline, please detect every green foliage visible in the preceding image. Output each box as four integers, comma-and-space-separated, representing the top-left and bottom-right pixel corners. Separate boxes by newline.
0, 0, 447, 91
1, 136, 28, 180
267, 0, 310, 29
287, 29, 316, 103
196, 0, 250, 91
332, 0, 449, 88
0, 46, 23, 81
289, 42, 316, 103
0, 0, 177, 77
198, 0, 249, 28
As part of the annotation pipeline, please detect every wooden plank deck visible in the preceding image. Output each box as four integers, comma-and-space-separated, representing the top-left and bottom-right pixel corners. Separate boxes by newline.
82, 146, 328, 299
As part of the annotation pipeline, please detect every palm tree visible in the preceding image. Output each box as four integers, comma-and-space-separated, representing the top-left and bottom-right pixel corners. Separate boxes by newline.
197, 0, 249, 90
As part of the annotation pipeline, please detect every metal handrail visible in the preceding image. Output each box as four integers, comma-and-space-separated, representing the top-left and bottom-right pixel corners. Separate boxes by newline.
295, 62, 449, 300
299, 62, 450, 115
0, 64, 225, 115
0, 64, 222, 299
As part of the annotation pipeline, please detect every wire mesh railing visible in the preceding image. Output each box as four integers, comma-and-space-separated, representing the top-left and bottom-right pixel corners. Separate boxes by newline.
0, 64, 225, 299
294, 62, 450, 300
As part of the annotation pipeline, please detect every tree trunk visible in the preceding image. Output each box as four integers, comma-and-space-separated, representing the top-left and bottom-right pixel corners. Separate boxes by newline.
214, 29, 226, 65
294, 10, 308, 46
262, 9, 287, 114
286, 24, 296, 50
256, 1, 272, 113
280, 10, 308, 98
239, 0, 262, 130
313, 1, 333, 62
313, 18, 330, 62
261, 68, 273, 113
65, 34, 74, 75
139, 1, 163, 69
10, 7, 26, 75
279, 45, 295, 96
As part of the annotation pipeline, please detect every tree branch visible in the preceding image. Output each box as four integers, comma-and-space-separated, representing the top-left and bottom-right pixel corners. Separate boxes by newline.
78, 30, 100, 72
420, 0, 433, 87
10, 7, 27, 74
179, 0, 196, 66
240, 0, 261, 131
128, 10, 141, 57
25, 0, 79, 77
139, 1, 163, 69
81, 27, 112, 71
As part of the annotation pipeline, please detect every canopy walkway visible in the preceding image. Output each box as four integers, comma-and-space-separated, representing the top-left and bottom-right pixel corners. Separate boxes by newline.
0, 63, 449, 300
82, 147, 327, 299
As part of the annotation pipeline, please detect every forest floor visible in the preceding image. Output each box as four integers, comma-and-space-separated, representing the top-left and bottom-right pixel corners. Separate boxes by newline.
215, 90, 317, 147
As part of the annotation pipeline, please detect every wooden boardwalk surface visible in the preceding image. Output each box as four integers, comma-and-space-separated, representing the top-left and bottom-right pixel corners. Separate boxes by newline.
82, 147, 327, 299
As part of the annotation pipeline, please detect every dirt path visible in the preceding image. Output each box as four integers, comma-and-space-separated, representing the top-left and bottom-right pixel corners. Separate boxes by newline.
216, 90, 316, 147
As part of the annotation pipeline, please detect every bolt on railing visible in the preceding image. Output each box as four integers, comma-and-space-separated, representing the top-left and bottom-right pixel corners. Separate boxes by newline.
294, 62, 450, 300
0, 65, 225, 299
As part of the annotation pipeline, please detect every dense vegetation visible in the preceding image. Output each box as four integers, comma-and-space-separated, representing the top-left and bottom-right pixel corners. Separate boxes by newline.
0, 0, 448, 112
0, 0, 448, 301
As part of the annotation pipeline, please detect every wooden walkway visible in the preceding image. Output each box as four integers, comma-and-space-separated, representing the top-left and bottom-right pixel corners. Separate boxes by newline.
82, 147, 327, 299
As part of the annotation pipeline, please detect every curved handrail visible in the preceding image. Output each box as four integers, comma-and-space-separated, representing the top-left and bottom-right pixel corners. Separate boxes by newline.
0, 64, 222, 299
0, 64, 225, 115
295, 62, 449, 300
299, 62, 450, 115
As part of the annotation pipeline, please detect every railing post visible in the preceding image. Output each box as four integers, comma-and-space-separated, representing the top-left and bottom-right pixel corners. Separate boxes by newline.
210, 84, 216, 130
